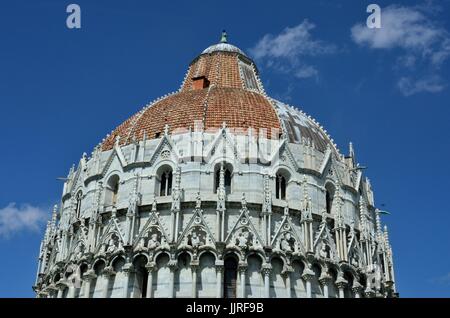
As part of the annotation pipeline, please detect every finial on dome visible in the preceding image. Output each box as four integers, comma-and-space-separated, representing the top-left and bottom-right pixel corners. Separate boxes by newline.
220, 30, 228, 43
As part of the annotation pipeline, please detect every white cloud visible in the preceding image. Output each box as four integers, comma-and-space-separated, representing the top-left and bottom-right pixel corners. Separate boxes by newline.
351, 5, 450, 66
397, 75, 446, 96
250, 20, 336, 79
0, 203, 48, 239
351, 3, 450, 95
431, 272, 450, 285
295, 65, 319, 79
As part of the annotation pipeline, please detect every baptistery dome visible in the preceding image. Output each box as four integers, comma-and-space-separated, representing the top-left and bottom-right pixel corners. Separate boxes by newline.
34, 32, 397, 299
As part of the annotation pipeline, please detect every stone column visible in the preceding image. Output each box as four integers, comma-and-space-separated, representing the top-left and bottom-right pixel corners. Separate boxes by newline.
47, 285, 58, 298
302, 268, 315, 298
215, 260, 224, 298
125, 212, 134, 245
102, 266, 116, 298
67, 283, 76, 298
168, 260, 178, 298
174, 212, 180, 242
191, 262, 199, 298
319, 274, 331, 298
364, 287, 376, 298
352, 282, 363, 299
56, 281, 65, 298
261, 263, 272, 298
336, 276, 348, 299
283, 267, 293, 298
83, 270, 96, 298
221, 211, 225, 242
145, 262, 156, 298
216, 211, 221, 241
262, 214, 267, 245
38, 291, 49, 299
122, 263, 133, 298
238, 263, 248, 298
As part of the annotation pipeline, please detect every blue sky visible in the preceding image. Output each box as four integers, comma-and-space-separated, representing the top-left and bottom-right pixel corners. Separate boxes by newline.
0, 0, 449, 297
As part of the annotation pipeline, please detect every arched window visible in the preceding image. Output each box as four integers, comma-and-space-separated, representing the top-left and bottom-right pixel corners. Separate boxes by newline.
106, 175, 120, 208
214, 163, 232, 195
159, 169, 173, 196
75, 191, 82, 218
133, 255, 148, 298
112, 183, 119, 206
325, 183, 335, 214
223, 256, 238, 298
275, 173, 287, 200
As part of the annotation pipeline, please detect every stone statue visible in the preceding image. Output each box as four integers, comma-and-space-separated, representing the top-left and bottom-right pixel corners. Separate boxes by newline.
147, 233, 160, 250
75, 244, 84, 259
280, 233, 293, 252
190, 231, 201, 247
241, 193, 247, 209
351, 252, 360, 267
238, 231, 250, 249
195, 192, 201, 209
319, 243, 329, 259
106, 236, 117, 253
135, 236, 146, 251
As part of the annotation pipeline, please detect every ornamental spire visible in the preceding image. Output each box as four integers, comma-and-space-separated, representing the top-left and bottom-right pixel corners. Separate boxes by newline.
216, 163, 226, 212
220, 30, 228, 43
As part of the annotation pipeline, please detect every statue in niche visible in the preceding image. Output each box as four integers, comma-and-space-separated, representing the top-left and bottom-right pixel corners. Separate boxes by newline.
99, 241, 108, 254
106, 234, 119, 254
195, 192, 202, 209
172, 188, 181, 211
280, 232, 294, 252
79, 221, 88, 237
241, 193, 247, 209
351, 252, 360, 267
75, 244, 84, 260
135, 236, 146, 251
188, 228, 206, 248
147, 233, 160, 250
237, 230, 251, 249
319, 243, 329, 259
190, 231, 201, 247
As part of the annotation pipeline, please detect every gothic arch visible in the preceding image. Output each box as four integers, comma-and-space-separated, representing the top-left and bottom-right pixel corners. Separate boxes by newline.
214, 161, 233, 194
324, 181, 336, 214
104, 173, 121, 207
245, 253, 264, 298
153, 253, 171, 298
133, 254, 149, 298
175, 252, 192, 297
155, 163, 175, 197
291, 259, 306, 298
197, 251, 217, 298
275, 168, 290, 200
269, 256, 286, 298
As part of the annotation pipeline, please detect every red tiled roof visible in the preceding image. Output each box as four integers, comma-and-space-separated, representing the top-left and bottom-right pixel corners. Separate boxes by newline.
101, 50, 281, 150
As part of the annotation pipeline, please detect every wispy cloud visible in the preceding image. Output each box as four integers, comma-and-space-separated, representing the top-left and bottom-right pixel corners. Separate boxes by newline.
351, 3, 450, 96
250, 20, 336, 80
398, 75, 446, 96
0, 203, 48, 239
430, 272, 450, 285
